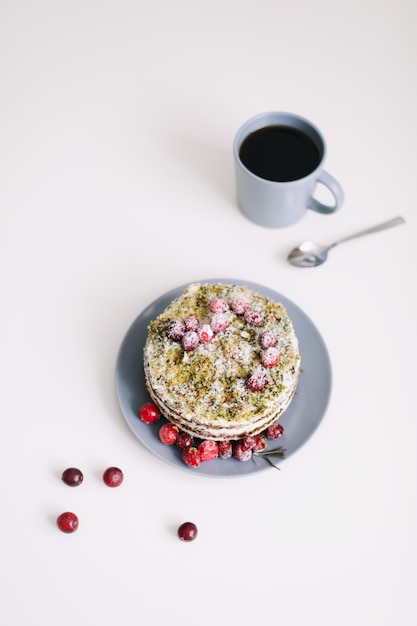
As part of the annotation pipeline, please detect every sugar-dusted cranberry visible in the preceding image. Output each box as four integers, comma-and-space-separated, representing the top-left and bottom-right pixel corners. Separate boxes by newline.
182, 330, 199, 351
242, 435, 256, 450
103, 466, 124, 487
159, 422, 179, 445
139, 402, 160, 424
166, 319, 185, 341
61, 467, 83, 487
218, 440, 232, 459
177, 521, 198, 542
266, 423, 284, 439
253, 434, 267, 451
197, 324, 213, 343
184, 316, 199, 331
198, 439, 219, 462
259, 329, 277, 349
210, 312, 229, 333
231, 298, 249, 316
209, 298, 228, 313
244, 308, 265, 326
182, 446, 202, 468
247, 370, 269, 392
262, 346, 280, 368
233, 442, 252, 462
176, 431, 194, 449
57, 511, 79, 533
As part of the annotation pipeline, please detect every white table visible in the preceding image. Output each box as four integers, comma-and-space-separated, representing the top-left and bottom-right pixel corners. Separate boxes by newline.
1, 1, 416, 624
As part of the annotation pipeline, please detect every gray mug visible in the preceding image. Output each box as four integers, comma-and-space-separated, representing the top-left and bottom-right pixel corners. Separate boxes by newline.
233, 112, 344, 228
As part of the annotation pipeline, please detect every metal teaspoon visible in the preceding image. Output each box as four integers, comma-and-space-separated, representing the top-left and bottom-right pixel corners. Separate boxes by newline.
287, 216, 406, 268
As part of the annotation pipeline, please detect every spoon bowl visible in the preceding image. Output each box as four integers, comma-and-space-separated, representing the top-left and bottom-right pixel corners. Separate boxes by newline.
287, 216, 405, 268
287, 241, 331, 267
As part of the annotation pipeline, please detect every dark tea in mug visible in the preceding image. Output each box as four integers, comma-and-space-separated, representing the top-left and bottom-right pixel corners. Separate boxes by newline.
238, 125, 321, 182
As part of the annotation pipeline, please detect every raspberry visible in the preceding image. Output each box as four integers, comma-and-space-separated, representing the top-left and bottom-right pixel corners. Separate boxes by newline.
218, 440, 232, 459
103, 467, 124, 487
182, 331, 199, 351
233, 442, 252, 462
184, 316, 199, 331
166, 320, 185, 341
242, 435, 256, 450
244, 308, 265, 326
267, 423, 284, 439
231, 298, 249, 316
159, 423, 179, 445
182, 447, 202, 468
57, 511, 79, 533
61, 467, 83, 487
262, 347, 280, 368
139, 402, 160, 424
253, 434, 267, 451
210, 312, 229, 333
197, 324, 213, 343
198, 440, 219, 462
247, 370, 269, 392
209, 298, 228, 313
176, 431, 194, 449
177, 521, 198, 542
259, 329, 277, 349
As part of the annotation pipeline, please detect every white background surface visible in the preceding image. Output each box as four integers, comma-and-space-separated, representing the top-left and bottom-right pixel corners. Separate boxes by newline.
1, 1, 416, 625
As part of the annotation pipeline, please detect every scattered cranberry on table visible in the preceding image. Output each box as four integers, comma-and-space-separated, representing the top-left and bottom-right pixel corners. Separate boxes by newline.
61, 467, 83, 487
57, 511, 79, 533
102, 466, 124, 487
177, 521, 198, 542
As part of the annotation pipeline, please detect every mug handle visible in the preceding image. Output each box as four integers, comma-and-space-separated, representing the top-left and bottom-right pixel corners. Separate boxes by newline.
308, 170, 344, 214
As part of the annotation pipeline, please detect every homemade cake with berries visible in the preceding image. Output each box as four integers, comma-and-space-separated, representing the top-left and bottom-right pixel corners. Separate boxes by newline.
143, 282, 300, 441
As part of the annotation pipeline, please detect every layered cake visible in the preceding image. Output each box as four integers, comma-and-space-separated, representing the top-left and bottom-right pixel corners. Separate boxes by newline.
143, 282, 300, 441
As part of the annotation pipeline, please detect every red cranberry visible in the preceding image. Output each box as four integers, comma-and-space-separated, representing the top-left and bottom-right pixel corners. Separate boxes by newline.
182, 331, 199, 351
209, 298, 228, 313
244, 308, 264, 326
139, 402, 160, 424
242, 435, 256, 450
159, 423, 179, 445
177, 521, 198, 542
233, 442, 252, 462
61, 467, 83, 487
166, 320, 185, 341
262, 347, 280, 368
184, 316, 199, 331
176, 431, 194, 449
198, 440, 219, 462
231, 298, 249, 315
182, 447, 202, 468
57, 511, 79, 533
198, 324, 213, 343
253, 434, 267, 451
247, 370, 269, 392
266, 423, 284, 439
103, 466, 124, 487
218, 440, 232, 459
259, 329, 277, 349
210, 312, 229, 333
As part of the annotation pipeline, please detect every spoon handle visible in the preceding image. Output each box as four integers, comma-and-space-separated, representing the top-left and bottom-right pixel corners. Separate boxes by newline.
330, 216, 405, 248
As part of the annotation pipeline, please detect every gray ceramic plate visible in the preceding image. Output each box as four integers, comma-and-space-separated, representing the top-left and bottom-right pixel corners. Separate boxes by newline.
115, 279, 332, 478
